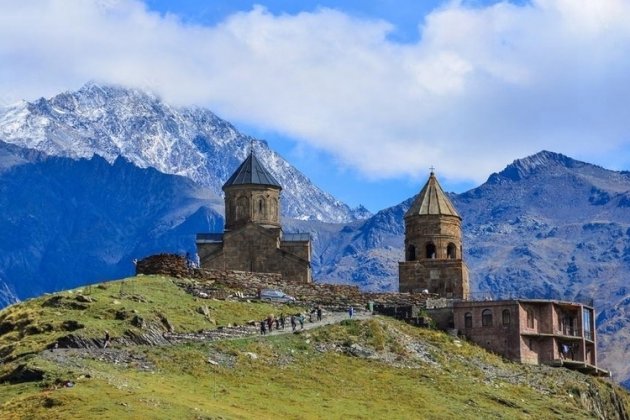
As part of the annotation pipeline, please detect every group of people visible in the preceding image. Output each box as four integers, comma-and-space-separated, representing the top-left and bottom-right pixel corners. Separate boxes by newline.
260, 313, 291, 335
260, 306, 327, 335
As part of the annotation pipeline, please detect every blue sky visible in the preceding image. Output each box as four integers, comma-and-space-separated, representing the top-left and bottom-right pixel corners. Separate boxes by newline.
2, 0, 630, 212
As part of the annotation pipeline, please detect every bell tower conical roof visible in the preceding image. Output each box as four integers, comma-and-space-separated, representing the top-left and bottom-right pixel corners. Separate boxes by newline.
405, 171, 460, 219
222, 152, 282, 191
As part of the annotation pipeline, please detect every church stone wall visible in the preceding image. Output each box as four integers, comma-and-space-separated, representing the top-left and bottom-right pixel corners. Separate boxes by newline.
399, 260, 469, 298
280, 241, 310, 261
224, 184, 281, 230
197, 243, 223, 263
199, 225, 311, 283
404, 215, 462, 259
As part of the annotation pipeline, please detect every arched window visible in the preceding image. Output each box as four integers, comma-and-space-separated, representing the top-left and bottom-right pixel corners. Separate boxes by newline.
425, 243, 436, 259
464, 312, 472, 328
527, 308, 535, 329
407, 245, 416, 261
482, 309, 493, 327
447, 243, 457, 259
257, 198, 266, 218
502, 309, 511, 326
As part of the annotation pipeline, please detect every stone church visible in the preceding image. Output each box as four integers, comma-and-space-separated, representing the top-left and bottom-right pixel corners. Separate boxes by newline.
196, 152, 312, 283
400, 172, 605, 375
399, 171, 470, 299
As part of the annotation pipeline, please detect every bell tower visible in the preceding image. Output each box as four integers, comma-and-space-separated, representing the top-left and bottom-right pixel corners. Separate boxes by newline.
399, 171, 469, 299
222, 151, 282, 231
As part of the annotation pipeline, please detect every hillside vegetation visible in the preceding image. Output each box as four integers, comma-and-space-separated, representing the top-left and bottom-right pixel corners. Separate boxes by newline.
0, 275, 628, 419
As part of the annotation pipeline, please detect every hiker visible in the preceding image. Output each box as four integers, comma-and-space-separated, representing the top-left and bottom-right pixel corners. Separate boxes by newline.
317, 306, 323, 322
298, 313, 305, 330
348, 306, 354, 319
290, 315, 297, 332
280, 313, 286, 330
267, 316, 274, 332
275, 318, 280, 330
260, 320, 267, 335
103, 331, 111, 348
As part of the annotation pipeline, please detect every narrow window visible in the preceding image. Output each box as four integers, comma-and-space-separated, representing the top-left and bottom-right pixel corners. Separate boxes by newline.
426, 243, 436, 259
447, 243, 457, 259
502, 309, 511, 326
464, 312, 472, 328
407, 245, 416, 261
482, 309, 493, 327
527, 308, 534, 329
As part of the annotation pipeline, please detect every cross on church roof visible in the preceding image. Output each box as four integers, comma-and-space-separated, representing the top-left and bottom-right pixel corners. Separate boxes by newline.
429, 165, 435, 174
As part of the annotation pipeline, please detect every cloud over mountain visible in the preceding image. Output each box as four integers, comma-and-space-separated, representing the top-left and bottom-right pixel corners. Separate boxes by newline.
2, 0, 630, 185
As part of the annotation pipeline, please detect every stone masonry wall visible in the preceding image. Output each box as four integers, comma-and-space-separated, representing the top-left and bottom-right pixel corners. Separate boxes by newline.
137, 254, 430, 310
399, 259, 469, 298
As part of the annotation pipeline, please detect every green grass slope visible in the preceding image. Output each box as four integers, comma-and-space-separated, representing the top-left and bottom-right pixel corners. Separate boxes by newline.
0, 275, 628, 419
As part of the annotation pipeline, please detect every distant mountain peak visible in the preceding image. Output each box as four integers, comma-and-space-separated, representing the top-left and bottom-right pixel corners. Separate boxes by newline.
0, 83, 368, 223
492, 150, 585, 182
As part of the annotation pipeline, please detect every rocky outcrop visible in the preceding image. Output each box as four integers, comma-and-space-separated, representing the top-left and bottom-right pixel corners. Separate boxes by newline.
135, 254, 191, 278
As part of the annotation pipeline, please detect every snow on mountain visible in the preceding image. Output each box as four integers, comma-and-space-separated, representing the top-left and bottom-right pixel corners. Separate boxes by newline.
0, 82, 368, 223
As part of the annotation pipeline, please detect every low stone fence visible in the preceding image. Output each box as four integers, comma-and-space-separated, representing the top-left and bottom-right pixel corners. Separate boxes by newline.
137, 253, 434, 310
192, 269, 432, 311
135, 254, 190, 278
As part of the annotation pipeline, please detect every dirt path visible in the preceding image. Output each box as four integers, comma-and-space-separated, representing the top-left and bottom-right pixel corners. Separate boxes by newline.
40, 310, 374, 371
261, 311, 372, 337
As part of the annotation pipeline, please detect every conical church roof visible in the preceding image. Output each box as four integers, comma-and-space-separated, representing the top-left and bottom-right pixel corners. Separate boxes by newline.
222, 152, 282, 190
405, 172, 460, 218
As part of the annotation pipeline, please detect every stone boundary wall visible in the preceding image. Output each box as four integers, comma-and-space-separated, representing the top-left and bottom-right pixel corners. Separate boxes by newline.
137, 254, 433, 309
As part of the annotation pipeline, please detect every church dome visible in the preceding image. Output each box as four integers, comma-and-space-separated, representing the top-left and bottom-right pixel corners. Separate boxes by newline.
222, 152, 281, 190
405, 172, 460, 219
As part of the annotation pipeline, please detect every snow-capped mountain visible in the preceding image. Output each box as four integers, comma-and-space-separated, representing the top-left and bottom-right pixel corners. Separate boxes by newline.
1, 83, 628, 387
0, 82, 368, 223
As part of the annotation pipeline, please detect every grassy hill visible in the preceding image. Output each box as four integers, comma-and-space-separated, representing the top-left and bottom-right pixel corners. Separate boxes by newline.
0, 275, 628, 419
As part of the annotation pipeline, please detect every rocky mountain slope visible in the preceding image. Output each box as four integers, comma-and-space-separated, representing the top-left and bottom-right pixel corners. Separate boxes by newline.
0, 84, 628, 389
0, 141, 222, 303
305, 151, 630, 388
0, 83, 367, 223
0, 275, 628, 418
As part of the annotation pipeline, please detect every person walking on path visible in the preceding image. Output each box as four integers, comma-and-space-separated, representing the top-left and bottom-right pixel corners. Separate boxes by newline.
317, 306, 323, 322
103, 331, 111, 348
348, 306, 354, 319
260, 320, 267, 335
299, 313, 305, 330
290, 315, 297, 332
267, 316, 274, 332
280, 313, 286, 330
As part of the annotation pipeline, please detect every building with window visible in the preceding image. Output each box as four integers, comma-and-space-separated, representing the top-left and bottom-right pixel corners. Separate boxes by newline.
401, 172, 605, 376
453, 299, 606, 375
398, 171, 469, 298
196, 151, 311, 283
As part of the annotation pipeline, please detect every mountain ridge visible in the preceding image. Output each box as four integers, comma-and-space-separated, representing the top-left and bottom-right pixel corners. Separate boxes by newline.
0, 84, 629, 388
0, 83, 368, 223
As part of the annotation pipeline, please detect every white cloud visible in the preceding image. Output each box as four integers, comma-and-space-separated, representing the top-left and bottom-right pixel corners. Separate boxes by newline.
2, 0, 630, 183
